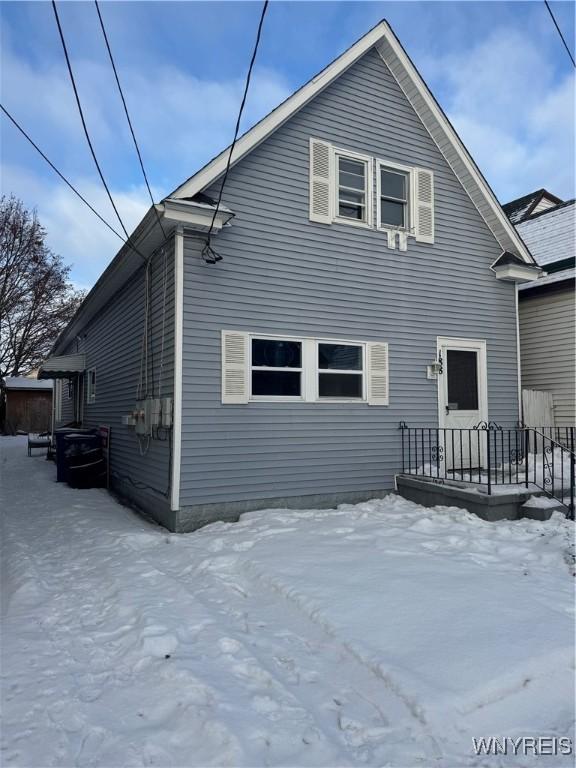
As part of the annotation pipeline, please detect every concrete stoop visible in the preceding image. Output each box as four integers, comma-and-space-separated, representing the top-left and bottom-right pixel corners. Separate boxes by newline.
396, 474, 563, 521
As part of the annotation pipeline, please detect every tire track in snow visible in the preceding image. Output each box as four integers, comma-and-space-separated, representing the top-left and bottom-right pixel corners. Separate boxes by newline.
126, 535, 443, 766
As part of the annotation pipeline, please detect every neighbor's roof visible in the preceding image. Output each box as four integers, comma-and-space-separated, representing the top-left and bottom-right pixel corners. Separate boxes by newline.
519, 266, 575, 293
170, 19, 534, 264
502, 189, 563, 225
515, 200, 575, 268
3, 376, 53, 390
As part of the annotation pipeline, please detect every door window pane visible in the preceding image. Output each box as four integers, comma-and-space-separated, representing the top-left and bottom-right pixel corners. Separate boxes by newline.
319, 373, 363, 398
252, 371, 301, 397
318, 344, 362, 370
447, 350, 478, 410
252, 339, 301, 368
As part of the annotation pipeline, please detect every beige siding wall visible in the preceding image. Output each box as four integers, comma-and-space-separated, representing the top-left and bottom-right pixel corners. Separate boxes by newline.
519, 285, 575, 426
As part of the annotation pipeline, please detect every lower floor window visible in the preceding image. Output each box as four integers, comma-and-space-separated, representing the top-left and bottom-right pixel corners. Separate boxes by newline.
249, 336, 365, 401
317, 342, 364, 399
251, 338, 302, 398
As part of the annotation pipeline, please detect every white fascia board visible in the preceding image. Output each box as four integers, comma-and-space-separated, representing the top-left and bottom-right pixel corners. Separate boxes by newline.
374, 29, 534, 265
493, 264, 543, 283
169, 21, 391, 200
162, 200, 233, 231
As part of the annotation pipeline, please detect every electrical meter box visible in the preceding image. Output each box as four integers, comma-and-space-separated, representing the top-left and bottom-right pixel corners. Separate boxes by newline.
161, 397, 173, 428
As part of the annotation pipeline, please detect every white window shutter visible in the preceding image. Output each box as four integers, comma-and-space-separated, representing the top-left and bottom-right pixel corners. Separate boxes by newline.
367, 342, 389, 406
309, 138, 333, 224
221, 331, 249, 404
414, 168, 434, 244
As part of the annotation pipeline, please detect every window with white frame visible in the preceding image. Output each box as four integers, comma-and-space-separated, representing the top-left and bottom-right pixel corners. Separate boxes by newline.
317, 342, 364, 399
251, 338, 302, 398
378, 165, 410, 229
309, 138, 434, 245
86, 368, 96, 404
336, 155, 369, 223
222, 331, 388, 406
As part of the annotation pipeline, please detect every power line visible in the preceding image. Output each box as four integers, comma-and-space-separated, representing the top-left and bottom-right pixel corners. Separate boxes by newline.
202, 0, 269, 264
93, 0, 167, 239
51, 0, 146, 262
1, 104, 125, 243
544, 0, 576, 68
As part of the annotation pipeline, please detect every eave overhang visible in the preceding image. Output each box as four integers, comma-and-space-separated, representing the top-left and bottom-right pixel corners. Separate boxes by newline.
49, 199, 236, 356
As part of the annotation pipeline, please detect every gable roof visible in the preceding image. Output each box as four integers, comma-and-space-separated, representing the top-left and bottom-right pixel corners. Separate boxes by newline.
170, 19, 535, 264
515, 199, 575, 268
502, 189, 563, 225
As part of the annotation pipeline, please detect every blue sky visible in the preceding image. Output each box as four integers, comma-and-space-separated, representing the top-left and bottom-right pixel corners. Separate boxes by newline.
1, 0, 574, 288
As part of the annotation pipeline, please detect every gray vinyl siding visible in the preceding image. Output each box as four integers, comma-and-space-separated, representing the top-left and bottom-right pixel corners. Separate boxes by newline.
56, 380, 76, 426
179, 47, 519, 512
519, 285, 575, 426
60, 242, 176, 518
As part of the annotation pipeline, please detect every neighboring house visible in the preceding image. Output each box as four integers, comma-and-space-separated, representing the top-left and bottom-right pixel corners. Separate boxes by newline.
2, 377, 53, 434
503, 194, 575, 428
39, 20, 541, 531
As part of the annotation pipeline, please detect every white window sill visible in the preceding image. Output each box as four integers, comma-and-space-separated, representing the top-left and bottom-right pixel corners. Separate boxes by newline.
333, 216, 372, 230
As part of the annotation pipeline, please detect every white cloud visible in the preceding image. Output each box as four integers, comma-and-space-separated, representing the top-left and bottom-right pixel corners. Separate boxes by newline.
425, 27, 575, 202
1, 37, 291, 287
1, 163, 150, 289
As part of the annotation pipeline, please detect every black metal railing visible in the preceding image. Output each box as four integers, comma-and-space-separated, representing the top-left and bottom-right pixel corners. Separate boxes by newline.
399, 422, 575, 519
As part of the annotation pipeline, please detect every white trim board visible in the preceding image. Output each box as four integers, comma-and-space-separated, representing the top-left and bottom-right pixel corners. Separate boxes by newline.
169, 20, 534, 265
170, 228, 184, 512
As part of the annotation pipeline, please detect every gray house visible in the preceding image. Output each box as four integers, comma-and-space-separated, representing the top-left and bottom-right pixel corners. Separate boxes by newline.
39, 21, 541, 531
503, 195, 575, 427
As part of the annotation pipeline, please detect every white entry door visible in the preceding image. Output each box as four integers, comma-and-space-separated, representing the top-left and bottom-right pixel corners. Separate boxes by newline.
437, 337, 488, 470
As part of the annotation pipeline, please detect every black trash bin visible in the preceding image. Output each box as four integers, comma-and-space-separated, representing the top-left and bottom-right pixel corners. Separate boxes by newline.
63, 433, 105, 489
55, 428, 95, 482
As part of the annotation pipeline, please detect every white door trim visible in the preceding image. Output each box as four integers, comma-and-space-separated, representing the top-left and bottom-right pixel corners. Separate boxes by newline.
437, 336, 488, 429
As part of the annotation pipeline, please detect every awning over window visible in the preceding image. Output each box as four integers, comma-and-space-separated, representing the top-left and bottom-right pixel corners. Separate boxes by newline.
37, 353, 86, 379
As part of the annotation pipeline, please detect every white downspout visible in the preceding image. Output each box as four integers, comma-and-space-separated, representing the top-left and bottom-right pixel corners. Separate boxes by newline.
170, 227, 184, 512
515, 283, 523, 424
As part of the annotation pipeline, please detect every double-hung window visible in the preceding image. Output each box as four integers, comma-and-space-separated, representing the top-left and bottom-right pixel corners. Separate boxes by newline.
317, 342, 364, 399
336, 154, 369, 224
251, 338, 302, 398
223, 330, 389, 406
378, 165, 410, 229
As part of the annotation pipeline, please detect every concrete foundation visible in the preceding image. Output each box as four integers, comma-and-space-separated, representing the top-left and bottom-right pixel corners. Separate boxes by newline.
396, 474, 559, 521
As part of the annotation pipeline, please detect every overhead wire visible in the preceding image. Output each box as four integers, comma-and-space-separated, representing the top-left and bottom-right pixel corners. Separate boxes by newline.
544, 0, 576, 68
0, 105, 125, 243
51, 0, 147, 263
202, 0, 269, 264
93, 0, 168, 239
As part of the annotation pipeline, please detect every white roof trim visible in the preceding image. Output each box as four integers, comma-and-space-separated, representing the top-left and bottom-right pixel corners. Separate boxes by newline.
170, 20, 533, 264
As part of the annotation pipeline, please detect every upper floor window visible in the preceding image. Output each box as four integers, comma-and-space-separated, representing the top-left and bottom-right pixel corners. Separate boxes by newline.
309, 138, 434, 245
336, 155, 368, 223
379, 166, 409, 229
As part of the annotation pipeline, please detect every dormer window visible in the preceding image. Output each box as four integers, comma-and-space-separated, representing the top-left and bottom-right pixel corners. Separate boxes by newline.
379, 167, 409, 229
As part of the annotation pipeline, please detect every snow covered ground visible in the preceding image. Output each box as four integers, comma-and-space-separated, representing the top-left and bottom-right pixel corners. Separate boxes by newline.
1, 436, 574, 767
